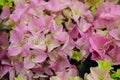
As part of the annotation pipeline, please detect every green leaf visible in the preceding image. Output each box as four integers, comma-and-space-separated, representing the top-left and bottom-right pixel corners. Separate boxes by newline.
97, 60, 113, 70
0, 23, 3, 31
0, 0, 13, 9
15, 76, 23, 80
111, 69, 120, 79
74, 76, 80, 80
85, 0, 104, 14
91, 6, 97, 14
99, 75, 104, 80
72, 50, 81, 62
55, 18, 63, 25
0, 0, 4, 5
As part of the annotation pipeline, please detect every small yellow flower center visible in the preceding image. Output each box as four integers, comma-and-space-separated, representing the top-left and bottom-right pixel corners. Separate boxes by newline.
112, 58, 116, 63
99, 47, 103, 51
46, 40, 51, 45
34, 29, 38, 33
31, 55, 35, 59
45, 26, 49, 29
34, 40, 39, 45
19, 43, 23, 47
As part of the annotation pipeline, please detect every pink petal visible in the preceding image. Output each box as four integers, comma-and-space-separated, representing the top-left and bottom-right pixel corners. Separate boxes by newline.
9, 69, 15, 80
8, 44, 22, 56
109, 27, 120, 40
10, 30, 23, 43
0, 7, 10, 19
89, 34, 110, 59
31, 50, 47, 63
1, 65, 12, 78
45, 0, 70, 12
24, 57, 35, 69
28, 33, 46, 51
78, 18, 91, 33
0, 32, 9, 48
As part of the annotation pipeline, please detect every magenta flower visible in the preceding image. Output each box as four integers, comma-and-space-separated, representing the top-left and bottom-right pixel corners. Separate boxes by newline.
0, 65, 13, 79
105, 45, 120, 65
89, 34, 110, 60
0, 32, 8, 60
0, 7, 10, 19
69, 25, 81, 40
0, 32, 9, 49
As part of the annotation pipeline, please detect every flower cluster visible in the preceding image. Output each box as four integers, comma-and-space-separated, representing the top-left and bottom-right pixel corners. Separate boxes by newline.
0, 0, 120, 80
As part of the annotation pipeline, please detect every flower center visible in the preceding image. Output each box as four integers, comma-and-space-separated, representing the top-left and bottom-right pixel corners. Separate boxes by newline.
34, 40, 39, 45
19, 43, 23, 47
99, 47, 103, 51
31, 55, 35, 59
112, 58, 116, 63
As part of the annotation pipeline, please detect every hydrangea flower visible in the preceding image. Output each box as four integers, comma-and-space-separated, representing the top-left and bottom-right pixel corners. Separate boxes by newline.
89, 34, 110, 60
86, 67, 112, 80
24, 50, 47, 69
1, 0, 120, 80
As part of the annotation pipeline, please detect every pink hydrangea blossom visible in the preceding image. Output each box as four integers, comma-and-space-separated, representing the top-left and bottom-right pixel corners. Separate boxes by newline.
1, 0, 120, 80
0, 7, 10, 19
45, 0, 71, 12
89, 34, 110, 60
24, 50, 47, 69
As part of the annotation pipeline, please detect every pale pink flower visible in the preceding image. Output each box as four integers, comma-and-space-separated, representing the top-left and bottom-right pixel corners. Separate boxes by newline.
76, 31, 91, 58
45, 0, 71, 12
109, 27, 120, 47
70, 0, 87, 21
77, 18, 92, 35
8, 28, 30, 57
24, 50, 47, 69
28, 33, 46, 51
52, 26, 67, 42
50, 66, 78, 80
28, 16, 45, 35
10, 2, 28, 22
109, 27, 120, 40
45, 34, 60, 52
8, 30, 24, 56
49, 55, 71, 72
86, 67, 112, 80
